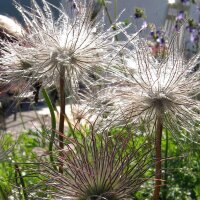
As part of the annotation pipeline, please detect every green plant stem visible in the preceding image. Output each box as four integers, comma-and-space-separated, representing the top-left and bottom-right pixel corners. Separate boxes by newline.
102, 0, 118, 41
14, 166, 23, 200
41, 88, 57, 169
64, 113, 77, 139
58, 65, 66, 173
153, 116, 163, 200
102, 0, 112, 25
163, 130, 169, 200
14, 164, 28, 200
114, 0, 117, 20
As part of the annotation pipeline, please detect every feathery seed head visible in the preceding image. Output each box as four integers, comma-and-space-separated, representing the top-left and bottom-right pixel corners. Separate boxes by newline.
0, 0, 120, 95
38, 126, 152, 200
0, 15, 24, 39
99, 32, 200, 136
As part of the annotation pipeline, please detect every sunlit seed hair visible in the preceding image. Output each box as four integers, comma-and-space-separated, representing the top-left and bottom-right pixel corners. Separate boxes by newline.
0, 14, 24, 40
36, 124, 152, 200
0, 0, 121, 96
98, 30, 200, 139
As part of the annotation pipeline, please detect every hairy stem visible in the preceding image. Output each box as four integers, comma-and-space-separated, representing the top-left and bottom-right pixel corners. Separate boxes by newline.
59, 65, 65, 173
153, 116, 163, 200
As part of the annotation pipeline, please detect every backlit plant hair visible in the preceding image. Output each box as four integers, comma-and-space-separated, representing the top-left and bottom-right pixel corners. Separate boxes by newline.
0, 14, 24, 41
35, 121, 153, 200
0, 0, 122, 96
0, 0, 124, 170
96, 30, 200, 199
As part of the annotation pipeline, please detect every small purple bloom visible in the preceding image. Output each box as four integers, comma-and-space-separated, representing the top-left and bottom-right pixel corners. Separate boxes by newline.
181, 0, 190, 5
150, 31, 155, 37
156, 37, 165, 45
175, 23, 179, 31
190, 32, 198, 42
176, 11, 184, 21
186, 26, 195, 33
156, 30, 161, 36
160, 38, 165, 44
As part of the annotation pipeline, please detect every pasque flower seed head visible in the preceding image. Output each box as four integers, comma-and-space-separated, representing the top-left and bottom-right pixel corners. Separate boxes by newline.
99, 32, 200, 138
0, 0, 121, 96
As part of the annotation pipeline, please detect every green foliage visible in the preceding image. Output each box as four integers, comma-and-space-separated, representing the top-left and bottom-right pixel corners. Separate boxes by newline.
161, 137, 200, 200
134, 7, 146, 19
0, 127, 200, 199
133, 132, 200, 200
0, 131, 42, 199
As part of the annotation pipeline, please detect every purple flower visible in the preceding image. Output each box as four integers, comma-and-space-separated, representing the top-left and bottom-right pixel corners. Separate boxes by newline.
160, 38, 165, 45
156, 37, 165, 45
181, 0, 190, 5
150, 31, 155, 37
156, 30, 161, 36
175, 23, 179, 31
190, 32, 199, 43
176, 11, 184, 21
197, 6, 200, 14
190, 33, 195, 42
186, 26, 195, 33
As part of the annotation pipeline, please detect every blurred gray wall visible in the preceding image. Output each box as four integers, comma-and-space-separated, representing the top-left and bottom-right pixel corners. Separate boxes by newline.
0, 0, 60, 22
107, 0, 168, 27
0, 0, 198, 30
0, 0, 168, 26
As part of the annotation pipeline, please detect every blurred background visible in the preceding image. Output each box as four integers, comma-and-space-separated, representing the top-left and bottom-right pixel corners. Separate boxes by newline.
0, 0, 198, 28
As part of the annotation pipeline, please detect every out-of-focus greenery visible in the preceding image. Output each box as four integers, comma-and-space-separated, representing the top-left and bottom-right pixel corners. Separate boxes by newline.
0, 131, 44, 199
0, 128, 200, 199
133, 131, 200, 200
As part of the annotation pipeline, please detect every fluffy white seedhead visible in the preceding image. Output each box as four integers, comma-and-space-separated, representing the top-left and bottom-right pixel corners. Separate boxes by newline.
99, 32, 200, 139
0, 0, 121, 97
0, 14, 24, 38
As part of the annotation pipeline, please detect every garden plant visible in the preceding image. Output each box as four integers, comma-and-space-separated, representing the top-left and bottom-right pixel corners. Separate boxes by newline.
0, 0, 200, 200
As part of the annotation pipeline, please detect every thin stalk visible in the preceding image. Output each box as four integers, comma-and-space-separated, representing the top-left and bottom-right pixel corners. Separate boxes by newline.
153, 116, 163, 200
32, 104, 44, 127
163, 130, 169, 200
41, 88, 57, 170
59, 65, 66, 173
19, 106, 25, 129
102, 0, 118, 41
14, 165, 23, 200
102, 0, 112, 25
14, 164, 28, 200
64, 113, 77, 139
114, 0, 117, 20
